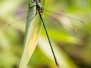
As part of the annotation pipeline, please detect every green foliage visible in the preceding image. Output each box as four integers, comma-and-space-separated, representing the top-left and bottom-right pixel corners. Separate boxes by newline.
88, 0, 91, 8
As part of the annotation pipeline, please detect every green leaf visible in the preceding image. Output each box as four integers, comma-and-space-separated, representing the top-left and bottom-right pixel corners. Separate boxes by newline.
19, 0, 46, 68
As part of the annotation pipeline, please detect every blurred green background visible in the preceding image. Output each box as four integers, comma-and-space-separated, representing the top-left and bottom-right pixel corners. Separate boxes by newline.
0, 0, 91, 68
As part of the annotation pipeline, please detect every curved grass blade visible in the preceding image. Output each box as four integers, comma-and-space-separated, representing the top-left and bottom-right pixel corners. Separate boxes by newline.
19, 0, 46, 68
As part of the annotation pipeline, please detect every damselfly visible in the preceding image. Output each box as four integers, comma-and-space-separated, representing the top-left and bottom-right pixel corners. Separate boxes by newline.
8, 0, 86, 67
31, 0, 60, 67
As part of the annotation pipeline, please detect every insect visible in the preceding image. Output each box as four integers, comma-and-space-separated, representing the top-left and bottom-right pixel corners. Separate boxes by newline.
31, 0, 60, 67
8, 0, 86, 67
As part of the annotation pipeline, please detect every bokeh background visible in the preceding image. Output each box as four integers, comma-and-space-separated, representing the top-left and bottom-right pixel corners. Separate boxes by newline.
0, 0, 91, 68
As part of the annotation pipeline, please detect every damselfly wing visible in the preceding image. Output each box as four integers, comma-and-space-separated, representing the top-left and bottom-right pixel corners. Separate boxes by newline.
10, 3, 86, 37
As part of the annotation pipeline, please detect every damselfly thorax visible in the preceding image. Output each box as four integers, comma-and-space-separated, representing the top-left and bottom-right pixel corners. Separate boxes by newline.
33, 0, 44, 13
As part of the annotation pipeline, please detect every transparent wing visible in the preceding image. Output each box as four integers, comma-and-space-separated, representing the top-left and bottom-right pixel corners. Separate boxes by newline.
43, 9, 86, 37
44, 9, 85, 24
8, 5, 35, 27
13, 10, 28, 21
13, 4, 29, 21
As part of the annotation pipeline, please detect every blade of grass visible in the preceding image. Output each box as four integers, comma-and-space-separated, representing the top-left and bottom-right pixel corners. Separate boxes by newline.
19, 0, 46, 68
